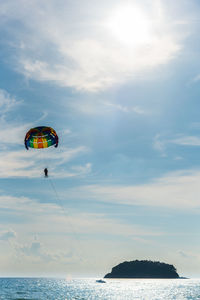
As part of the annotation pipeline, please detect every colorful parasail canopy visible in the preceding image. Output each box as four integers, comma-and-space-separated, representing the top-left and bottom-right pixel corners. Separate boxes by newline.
24, 126, 59, 150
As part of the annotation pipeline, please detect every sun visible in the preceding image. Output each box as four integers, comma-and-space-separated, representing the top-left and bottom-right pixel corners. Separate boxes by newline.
106, 4, 152, 47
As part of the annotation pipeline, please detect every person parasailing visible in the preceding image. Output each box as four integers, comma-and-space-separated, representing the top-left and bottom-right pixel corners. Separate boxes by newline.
44, 168, 48, 177
24, 126, 59, 176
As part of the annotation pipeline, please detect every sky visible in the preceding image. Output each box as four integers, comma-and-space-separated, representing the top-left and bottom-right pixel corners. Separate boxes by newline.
1, 0, 200, 278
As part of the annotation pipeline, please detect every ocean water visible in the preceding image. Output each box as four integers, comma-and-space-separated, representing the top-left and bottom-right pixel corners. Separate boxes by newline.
0, 278, 200, 300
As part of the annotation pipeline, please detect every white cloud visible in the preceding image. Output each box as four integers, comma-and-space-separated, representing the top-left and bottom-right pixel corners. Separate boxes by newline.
0, 90, 49, 147
0, 229, 16, 241
104, 102, 147, 114
71, 163, 92, 176
0, 194, 58, 213
191, 74, 200, 83
0, 192, 163, 268
0, 0, 184, 92
153, 134, 200, 158
0, 89, 19, 113
68, 97, 149, 115
178, 251, 196, 259
153, 134, 167, 156
0, 89, 27, 147
19, 35, 181, 92
0, 145, 90, 178
62, 129, 71, 135
0, 192, 159, 238
16, 241, 62, 263
0, 190, 162, 238
0, 123, 31, 145
64, 169, 200, 210
171, 135, 200, 146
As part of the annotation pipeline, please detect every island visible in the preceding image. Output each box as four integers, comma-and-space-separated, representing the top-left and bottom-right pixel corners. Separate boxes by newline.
104, 260, 180, 278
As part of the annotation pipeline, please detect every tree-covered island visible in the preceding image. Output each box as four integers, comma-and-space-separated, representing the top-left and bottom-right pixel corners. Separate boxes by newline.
104, 260, 180, 278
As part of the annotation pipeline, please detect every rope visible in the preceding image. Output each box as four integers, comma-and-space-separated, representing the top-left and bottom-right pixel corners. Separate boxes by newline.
46, 175, 82, 255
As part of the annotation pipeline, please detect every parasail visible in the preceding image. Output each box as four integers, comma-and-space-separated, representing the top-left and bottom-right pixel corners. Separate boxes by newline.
24, 126, 58, 150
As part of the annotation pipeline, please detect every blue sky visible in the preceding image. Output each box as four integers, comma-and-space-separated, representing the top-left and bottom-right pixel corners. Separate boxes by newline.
1, 0, 200, 277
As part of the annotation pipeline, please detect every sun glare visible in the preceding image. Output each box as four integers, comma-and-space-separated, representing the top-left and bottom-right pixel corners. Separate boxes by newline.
107, 5, 152, 46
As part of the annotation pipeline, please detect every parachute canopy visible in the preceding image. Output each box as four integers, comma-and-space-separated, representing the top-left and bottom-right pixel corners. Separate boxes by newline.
24, 126, 58, 150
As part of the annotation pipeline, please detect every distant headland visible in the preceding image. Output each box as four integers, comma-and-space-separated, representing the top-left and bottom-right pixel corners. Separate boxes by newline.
104, 260, 180, 278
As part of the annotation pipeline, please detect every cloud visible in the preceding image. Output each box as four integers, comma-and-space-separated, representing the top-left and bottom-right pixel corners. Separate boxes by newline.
64, 169, 200, 211
0, 0, 184, 92
153, 134, 167, 156
104, 102, 147, 114
0, 191, 162, 238
0, 229, 16, 241
0, 89, 30, 150
0, 191, 163, 266
19, 33, 181, 92
17, 241, 59, 263
153, 134, 200, 158
56, 212, 163, 238
0, 194, 59, 214
0, 89, 19, 114
191, 74, 200, 83
0, 145, 90, 178
171, 135, 200, 146
178, 251, 196, 259
15, 239, 77, 266
0, 123, 31, 146
68, 96, 149, 115
71, 163, 92, 176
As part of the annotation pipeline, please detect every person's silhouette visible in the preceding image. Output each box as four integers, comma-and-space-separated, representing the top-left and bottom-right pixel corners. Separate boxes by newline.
44, 168, 48, 177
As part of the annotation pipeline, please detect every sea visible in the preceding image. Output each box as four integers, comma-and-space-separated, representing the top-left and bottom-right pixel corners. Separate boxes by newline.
0, 277, 200, 300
